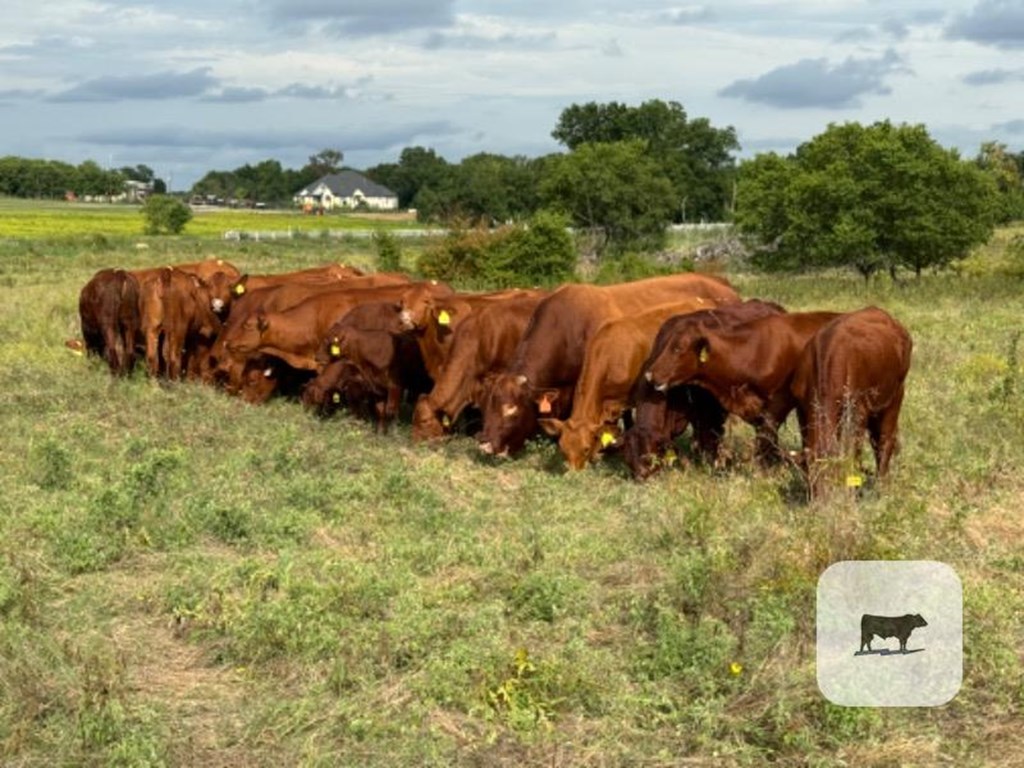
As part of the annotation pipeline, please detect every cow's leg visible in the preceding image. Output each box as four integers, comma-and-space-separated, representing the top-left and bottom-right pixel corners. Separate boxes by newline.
145, 328, 161, 377
870, 386, 904, 477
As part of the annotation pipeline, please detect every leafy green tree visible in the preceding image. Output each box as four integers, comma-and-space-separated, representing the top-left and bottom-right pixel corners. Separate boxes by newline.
735, 121, 1000, 279
975, 141, 1024, 223
306, 148, 344, 177
540, 139, 676, 254
373, 229, 403, 272
367, 146, 453, 210
552, 99, 739, 221
141, 195, 192, 235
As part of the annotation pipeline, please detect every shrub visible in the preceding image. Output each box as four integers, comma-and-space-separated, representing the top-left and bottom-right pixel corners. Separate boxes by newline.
140, 195, 192, 235
372, 229, 403, 272
417, 210, 576, 287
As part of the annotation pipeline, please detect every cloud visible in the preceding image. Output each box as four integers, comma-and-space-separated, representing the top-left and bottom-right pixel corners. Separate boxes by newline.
656, 6, 715, 25
946, 0, 1024, 49
0, 88, 44, 101
962, 67, 1024, 85
718, 49, 905, 109
264, 0, 455, 36
993, 118, 1024, 133
50, 67, 219, 102
601, 38, 624, 57
422, 29, 557, 50
73, 121, 462, 153
200, 86, 269, 103
0, 35, 93, 58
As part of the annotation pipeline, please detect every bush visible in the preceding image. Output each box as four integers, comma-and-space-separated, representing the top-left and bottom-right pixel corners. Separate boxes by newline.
372, 229, 402, 272
417, 210, 576, 287
141, 195, 192, 235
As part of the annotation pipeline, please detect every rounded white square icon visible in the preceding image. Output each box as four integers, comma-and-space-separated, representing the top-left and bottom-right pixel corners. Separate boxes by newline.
817, 560, 962, 707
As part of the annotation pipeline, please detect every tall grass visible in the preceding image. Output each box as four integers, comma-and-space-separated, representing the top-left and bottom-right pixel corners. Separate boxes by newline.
0, 230, 1022, 766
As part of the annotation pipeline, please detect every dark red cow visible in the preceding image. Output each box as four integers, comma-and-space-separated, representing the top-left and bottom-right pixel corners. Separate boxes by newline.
623, 299, 786, 480
411, 291, 549, 442
478, 274, 740, 457
78, 268, 141, 376
790, 306, 912, 497
644, 309, 840, 463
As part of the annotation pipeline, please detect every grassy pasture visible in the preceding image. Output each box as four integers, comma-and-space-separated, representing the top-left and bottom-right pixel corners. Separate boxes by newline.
0, 222, 1023, 766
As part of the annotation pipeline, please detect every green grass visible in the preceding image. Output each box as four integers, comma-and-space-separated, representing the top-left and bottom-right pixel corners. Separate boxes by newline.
1, 223, 1023, 766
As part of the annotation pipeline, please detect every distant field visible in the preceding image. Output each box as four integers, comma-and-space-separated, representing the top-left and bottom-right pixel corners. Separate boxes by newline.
0, 197, 423, 240
0, 220, 1022, 766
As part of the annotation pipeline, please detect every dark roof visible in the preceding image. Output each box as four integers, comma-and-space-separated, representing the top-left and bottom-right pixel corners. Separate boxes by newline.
297, 170, 396, 199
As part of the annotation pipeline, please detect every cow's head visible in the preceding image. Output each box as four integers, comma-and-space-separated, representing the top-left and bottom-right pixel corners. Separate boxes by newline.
539, 409, 620, 471
411, 396, 448, 442
478, 372, 537, 458
225, 310, 268, 356
622, 426, 676, 481
238, 359, 279, 404
302, 362, 347, 416
644, 323, 710, 393
203, 269, 237, 316
911, 614, 928, 628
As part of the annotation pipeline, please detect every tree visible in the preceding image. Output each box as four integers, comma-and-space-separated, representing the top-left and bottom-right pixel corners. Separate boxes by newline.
141, 195, 192, 235
975, 141, 1024, 223
306, 148, 344, 177
735, 121, 1000, 279
540, 139, 677, 254
552, 99, 740, 221
366, 146, 452, 210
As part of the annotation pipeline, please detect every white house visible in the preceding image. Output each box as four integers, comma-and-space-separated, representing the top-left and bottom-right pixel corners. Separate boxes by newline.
293, 170, 399, 211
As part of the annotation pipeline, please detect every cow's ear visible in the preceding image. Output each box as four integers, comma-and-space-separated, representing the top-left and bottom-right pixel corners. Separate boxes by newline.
538, 418, 564, 437
534, 389, 560, 414
434, 306, 454, 327
233, 275, 248, 296
256, 311, 269, 333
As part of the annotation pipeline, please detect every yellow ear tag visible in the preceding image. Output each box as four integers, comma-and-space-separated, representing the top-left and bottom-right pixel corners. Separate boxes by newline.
332, 392, 341, 404
437, 310, 451, 326
845, 474, 864, 488
699, 346, 709, 364
234, 284, 246, 295
600, 432, 615, 448
664, 448, 678, 466
441, 415, 451, 427
330, 343, 342, 358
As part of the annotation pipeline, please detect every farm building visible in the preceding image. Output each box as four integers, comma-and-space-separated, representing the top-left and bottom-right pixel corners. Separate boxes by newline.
293, 170, 398, 212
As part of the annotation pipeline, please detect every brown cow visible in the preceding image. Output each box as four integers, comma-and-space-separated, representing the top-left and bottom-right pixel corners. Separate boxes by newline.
623, 299, 787, 480
209, 272, 411, 391
79, 268, 141, 376
478, 274, 740, 457
411, 291, 549, 442
790, 306, 912, 497
221, 281, 451, 400
537, 298, 725, 470
131, 258, 240, 317
138, 268, 222, 379
644, 310, 841, 463
304, 329, 430, 433
228, 263, 365, 298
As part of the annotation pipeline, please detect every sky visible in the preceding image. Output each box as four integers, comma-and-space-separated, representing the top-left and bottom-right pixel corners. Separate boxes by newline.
2, 0, 1024, 191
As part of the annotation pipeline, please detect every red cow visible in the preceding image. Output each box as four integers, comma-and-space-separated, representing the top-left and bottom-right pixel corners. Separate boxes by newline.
411, 291, 549, 442
644, 309, 840, 463
623, 299, 787, 480
227, 263, 366, 298
790, 306, 912, 497
221, 281, 451, 401
138, 268, 222, 380
131, 258, 240, 318
537, 297, 723, 470
78, 268, 141, 376
478, 274, 740, 457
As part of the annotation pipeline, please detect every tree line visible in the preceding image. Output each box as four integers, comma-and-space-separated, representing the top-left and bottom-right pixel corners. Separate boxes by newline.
2, 98, 1022, 275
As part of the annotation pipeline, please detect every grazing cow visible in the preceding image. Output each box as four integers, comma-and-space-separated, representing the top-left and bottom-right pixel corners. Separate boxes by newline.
537, 298, 723, 470
478, 274, 740, 457
304, 330, 430, 433
412, 291, 549, 442
396, 288, 540, 380
78, 268, 141, 376
208, 272, 410, 389
620, 386, 727, 481
228, 263, 365, 298
138, 268, 222, 379
221, 281, 451, 402
623, 299, 787, 479
790, 306, 912, 497
860, 613, 927, 653
644, 310, 840, 463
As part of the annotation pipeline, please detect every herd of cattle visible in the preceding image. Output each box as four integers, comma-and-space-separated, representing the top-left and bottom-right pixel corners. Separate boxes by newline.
76, 258, 913, 497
